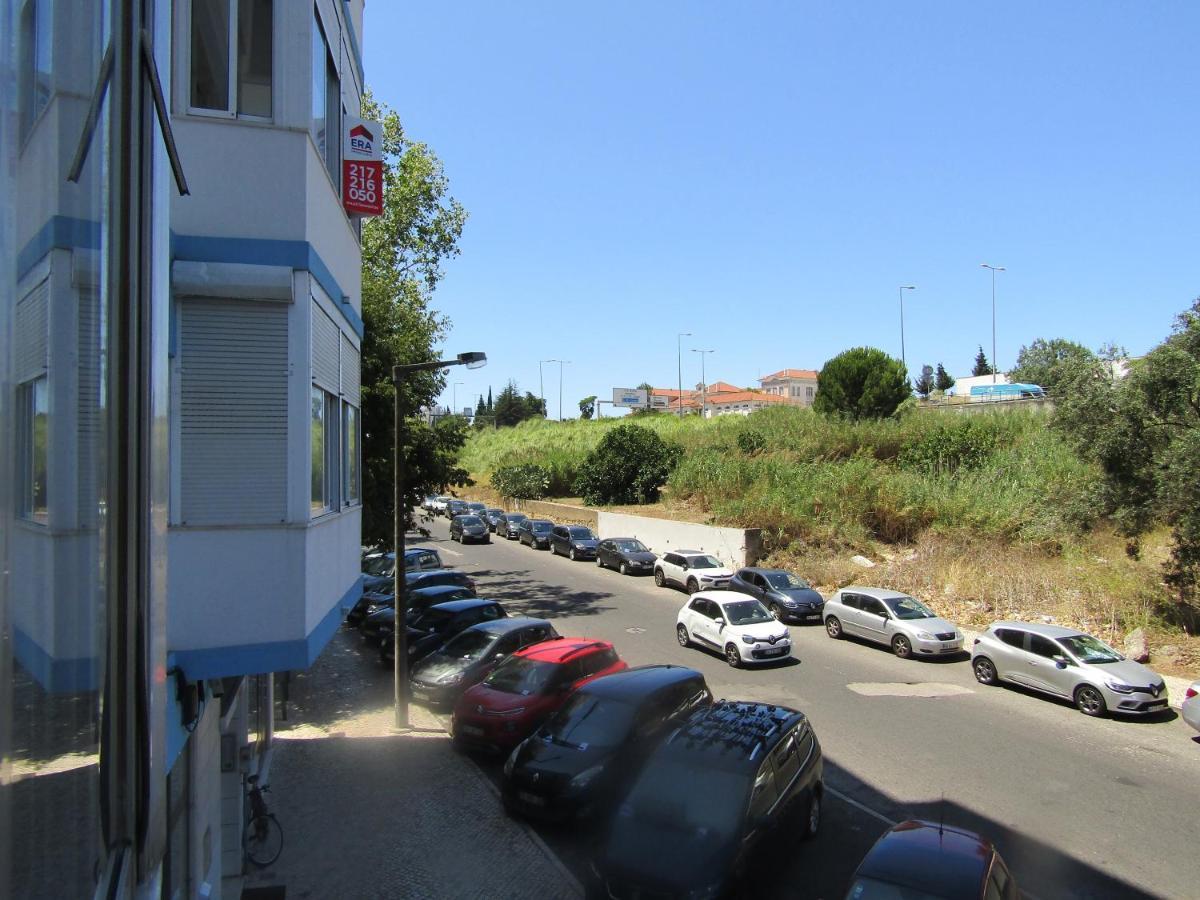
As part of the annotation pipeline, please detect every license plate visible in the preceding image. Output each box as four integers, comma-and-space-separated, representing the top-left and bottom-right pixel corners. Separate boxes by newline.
458, 724, 484, 737
517, 791, 545, 807
764, 647, 786, 656
411, 687, 429, 701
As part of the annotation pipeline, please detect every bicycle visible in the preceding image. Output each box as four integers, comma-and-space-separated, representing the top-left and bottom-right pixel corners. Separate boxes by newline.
243, 774, 283, 868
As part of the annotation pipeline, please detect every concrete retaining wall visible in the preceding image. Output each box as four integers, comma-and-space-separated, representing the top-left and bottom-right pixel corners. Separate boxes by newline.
510, 499, 598, 529
596, 511, 762, 569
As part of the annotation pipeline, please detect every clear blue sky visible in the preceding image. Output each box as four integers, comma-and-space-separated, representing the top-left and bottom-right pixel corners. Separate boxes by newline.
364, 1, 1200, 418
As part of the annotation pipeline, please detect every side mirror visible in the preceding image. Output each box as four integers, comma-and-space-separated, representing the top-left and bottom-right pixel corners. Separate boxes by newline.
1053, 655, 1069, 669
714, 617, 725, 628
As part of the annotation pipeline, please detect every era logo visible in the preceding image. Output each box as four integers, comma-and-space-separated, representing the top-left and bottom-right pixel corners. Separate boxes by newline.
349, 123, 374, 155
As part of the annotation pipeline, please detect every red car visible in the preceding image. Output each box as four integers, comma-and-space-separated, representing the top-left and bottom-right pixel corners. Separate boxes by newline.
451, 638, 627, 752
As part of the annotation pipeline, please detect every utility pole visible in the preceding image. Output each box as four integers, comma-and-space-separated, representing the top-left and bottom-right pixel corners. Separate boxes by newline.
980, 264, 1005, 384
899, 286, 915, 373
676, 332, 692, 415
691, 349, 714, 418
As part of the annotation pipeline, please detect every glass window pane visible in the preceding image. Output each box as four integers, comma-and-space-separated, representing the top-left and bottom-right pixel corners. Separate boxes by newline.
191, 0, 231, 110
311, 386, 325, 513
30, 377, 48, 521
311, 12, 326, 160
237, 0, 272, 117
345, 403, 359, 503
324, 51, 340, 182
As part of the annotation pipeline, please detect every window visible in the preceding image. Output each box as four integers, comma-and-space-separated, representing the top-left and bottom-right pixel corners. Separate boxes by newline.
19, 0, 53, 135
748, 763, 778, 821
343, 402, 360, 505
806, 386, 814, 400
190, 0, 273, 117
1029, 635, 1061, 659
997, 629, 1025, 649
312, 9, 340, 184
771, 732, 800, 785
861, 597, 887, 617
841, 593, 861, 610
18, 376, 49, 522
311, 386, 335, 515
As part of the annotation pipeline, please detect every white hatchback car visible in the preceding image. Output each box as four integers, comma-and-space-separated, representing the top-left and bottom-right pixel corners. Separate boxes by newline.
823, 587, 963, 659
675, 592, 792, 667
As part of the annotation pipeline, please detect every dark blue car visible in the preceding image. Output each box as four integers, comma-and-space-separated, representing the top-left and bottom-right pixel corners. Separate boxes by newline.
729, 567, 825, 623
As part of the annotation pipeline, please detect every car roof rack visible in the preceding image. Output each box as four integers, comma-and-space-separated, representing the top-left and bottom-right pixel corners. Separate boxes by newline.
667, 700, 796, 761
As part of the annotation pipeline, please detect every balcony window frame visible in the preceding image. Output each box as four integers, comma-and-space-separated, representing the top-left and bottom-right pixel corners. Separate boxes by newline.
17, 375, 50, 524
186, 0, 274, 121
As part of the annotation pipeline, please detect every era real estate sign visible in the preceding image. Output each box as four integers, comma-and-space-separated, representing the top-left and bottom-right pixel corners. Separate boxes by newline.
343, 117, 383, 217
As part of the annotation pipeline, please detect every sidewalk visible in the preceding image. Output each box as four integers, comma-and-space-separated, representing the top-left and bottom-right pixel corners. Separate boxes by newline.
244, 629, 582, 899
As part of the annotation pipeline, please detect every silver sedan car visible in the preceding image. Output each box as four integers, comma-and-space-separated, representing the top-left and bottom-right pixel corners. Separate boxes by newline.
971, 622, 1169, 717
823, 587, 963, 659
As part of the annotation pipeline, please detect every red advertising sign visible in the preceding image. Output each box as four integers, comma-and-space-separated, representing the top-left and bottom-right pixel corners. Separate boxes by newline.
342, 118, 383, 217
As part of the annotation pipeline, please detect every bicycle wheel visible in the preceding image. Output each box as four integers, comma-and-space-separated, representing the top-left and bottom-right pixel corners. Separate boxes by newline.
244, 813, 283, 867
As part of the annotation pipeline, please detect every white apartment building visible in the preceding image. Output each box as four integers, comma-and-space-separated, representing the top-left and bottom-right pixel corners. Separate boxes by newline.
758, 368, 819, 406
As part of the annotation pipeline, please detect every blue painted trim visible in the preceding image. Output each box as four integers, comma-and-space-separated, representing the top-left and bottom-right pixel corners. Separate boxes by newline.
169, 576, 362, 680
172, 233, 364, 338
12, 625, 98, 693
341, 1, 365, 88
17, 216, 102, 281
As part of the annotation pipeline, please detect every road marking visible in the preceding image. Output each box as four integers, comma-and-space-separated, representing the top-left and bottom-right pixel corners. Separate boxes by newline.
846, 682, 974, 698
439, 546, 463, 557
825, 785, 897, 827
625, 627, 646, 634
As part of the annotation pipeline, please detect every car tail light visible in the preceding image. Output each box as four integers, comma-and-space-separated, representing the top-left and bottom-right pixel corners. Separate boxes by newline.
1187, 686, 1198, 700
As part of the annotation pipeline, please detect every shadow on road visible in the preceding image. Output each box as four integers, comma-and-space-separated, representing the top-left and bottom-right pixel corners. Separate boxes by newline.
467, 568, 618, 620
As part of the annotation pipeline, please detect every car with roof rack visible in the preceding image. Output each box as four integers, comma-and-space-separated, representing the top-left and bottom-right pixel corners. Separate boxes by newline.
823, 587, 963, 659
596, 700, 823, 900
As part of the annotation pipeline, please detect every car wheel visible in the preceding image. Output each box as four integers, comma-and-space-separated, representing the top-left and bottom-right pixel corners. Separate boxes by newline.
596, 556, 604, 568
973, 656, 998, 685
891, 635, 913, 659
769, 603, 782, 621
653, 569, 665, 587
569, 548, 576, 561
1075, 684, 1108, 717
825, 617, 842, 639
620, 562, 629, 576
801, 789, 822, 840
686, 579, 699, 595
676, 624, 691, 648
725, 644, 742, 668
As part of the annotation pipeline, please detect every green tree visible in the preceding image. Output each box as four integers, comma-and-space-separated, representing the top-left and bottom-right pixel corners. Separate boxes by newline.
813, 347, 911, 420
935, 363, 955, 392
491, 381, 545, 427
359, 92, 470, 547
578, 395, 597, 419
913, 364, 935, 399
972, 346, 994, 377
574, 424, 682, 505
1054, 299, 1200, 624
1008, 337, 1096, 395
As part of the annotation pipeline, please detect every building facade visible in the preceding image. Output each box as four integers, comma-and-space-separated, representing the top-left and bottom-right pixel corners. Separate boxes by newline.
758, 368, 819, 406
1, 1, 365, 897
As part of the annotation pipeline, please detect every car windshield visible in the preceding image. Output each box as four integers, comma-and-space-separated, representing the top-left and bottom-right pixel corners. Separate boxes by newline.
364, 555, 394, 577
1058, 634, 1124, 664
845, 876, 948, 900
488, 509, 502, 516
484, 657, 560, 695
438, 629, 497, 661
568, 527, 594, 540
688, 555, 723, 569
623, 755, 750, 841
542, 695, 635, 749
885, 597, 936, 620
532, 522, 552, 533
458, 516, 483, 526
721, 600, 772, 626
506, 514, 527, 523
764, 572, 810, 590
615, 540, 648, 553
412, 608, 455, 632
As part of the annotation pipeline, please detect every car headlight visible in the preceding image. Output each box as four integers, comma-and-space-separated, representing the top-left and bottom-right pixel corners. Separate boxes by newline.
437, 671, 464, 686
781, 599, 797, 607
569, 764, 604, 791
741, 634, 758, 645
917, 631, 935, 640
1104, 679, 1135, 694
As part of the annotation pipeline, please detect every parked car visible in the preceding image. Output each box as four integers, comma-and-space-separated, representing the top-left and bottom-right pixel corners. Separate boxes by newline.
596, 538, 657, 575
971, 622, 1168, 717
1183, 681, 1199, 733
518, 519, 555, 550
654, 550, 734, 594
444, 499, 469, 519
354, 569, 476, 623
549, 525, 599, 560
345, 583, 398, 628
422, 495, 439, 510
595, 700, 823, 899
824, 587, 963, 659
451, 638, 627, 753
846, 820, 1020, 900
466, 501, 488, 517
502, 665, 712, 822
379, 598, 508, 667
428, 495, 450, 513
410, 618, 559, 709
407, 569, 476, 595
730, 568, 825, 623
358, 583, 478, 641
450, 514, 491, 544
484, 509, 506, 532
362, 546, 442, 581
498, 513, 528, 540
676, 592, 792, 667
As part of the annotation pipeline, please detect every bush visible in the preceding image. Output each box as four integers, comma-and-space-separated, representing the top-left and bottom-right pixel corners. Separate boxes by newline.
574, 424, 682, 505
491, 463, 551, 500
898, 418, 1003, 475
737, 429, 766, 455
814, 347, 910, 420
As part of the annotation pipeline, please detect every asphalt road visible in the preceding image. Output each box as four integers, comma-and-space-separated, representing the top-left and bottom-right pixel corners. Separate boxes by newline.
407, 517, 1200, 899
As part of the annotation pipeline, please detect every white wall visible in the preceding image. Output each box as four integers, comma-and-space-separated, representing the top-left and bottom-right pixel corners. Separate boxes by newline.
305, 508, 361, 632
596, 511, 761, 569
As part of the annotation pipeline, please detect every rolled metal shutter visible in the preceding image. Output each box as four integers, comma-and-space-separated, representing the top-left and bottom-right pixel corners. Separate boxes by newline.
15, 279, 49, 382
311, 300, 339, 394
179, 299, 288, 525
340, 334, 360, 406
78, 290, 101, 527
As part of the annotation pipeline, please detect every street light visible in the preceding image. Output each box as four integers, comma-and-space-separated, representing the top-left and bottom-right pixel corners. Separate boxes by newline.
545, 359, 569, 421
899, 286, 916, 374
980, 264, 1005, 384
538, 359, 555, 417
676, 332, 692, 415
392, 350, 486, 730
691, 349, 714, 418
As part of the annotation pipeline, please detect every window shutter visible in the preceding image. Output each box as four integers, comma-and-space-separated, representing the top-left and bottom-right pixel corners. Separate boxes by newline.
311, 300, 339, 393
15, 279, 49, 382
180, 299, 288, 524
78, 291, 101, 526
340, 334, 359, 406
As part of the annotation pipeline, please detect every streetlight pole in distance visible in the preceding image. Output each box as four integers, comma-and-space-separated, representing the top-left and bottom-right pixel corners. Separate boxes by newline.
980, 264, 1005, 384
392, 350, 486, 731
899, 286, 915, 374
451, 381, 464, 415
676, 332, 692, 416
539, 359, 554, 417
691, 349, 714, 418
544, 359, 569, 421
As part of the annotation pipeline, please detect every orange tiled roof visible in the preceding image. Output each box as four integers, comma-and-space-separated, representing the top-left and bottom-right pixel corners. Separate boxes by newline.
759, 368, 819, 383
704, 391, 790, 406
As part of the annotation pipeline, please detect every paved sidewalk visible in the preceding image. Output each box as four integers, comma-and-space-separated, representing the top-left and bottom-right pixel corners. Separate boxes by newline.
244, 629, 582, 899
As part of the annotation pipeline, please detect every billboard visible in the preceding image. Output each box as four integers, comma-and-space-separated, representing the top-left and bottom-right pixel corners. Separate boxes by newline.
649, 394, 671, 409
342, 117, 384, 217
612, 388, 649, 408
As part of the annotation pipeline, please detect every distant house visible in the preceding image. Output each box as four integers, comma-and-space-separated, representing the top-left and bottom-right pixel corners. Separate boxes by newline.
701, 390, 791, 418
650, 381, 787, 416
758, 368, 820, 407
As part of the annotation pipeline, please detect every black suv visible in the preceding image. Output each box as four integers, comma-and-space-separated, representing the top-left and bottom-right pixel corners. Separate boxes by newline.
503, 665, 711, 822
596, 701, 823, 899
498, 512, 528, 540
518, 519, 555, 550
444, 499, 469, 519
379, 598, 507, 668
548, 525, 599, 560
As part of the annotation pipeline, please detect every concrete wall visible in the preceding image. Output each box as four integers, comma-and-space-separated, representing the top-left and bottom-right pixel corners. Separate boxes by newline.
510, 499, 598, 529
596, 511, 762, 569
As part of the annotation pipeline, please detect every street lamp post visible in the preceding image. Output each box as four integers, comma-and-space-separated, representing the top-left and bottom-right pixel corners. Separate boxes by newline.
691, 349, 714, 418
539, 359, 554, 417
676, 333, 692, 415
980, 264, 1005, 384
451, 381, 464, 415
543, 359, 568, 420
899, 286, 915, 374
392, 350, 486, 730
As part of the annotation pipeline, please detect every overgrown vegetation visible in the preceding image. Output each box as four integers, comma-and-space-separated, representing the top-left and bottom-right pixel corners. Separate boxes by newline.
573, 424, 681, 505
491, 463, 551, 500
